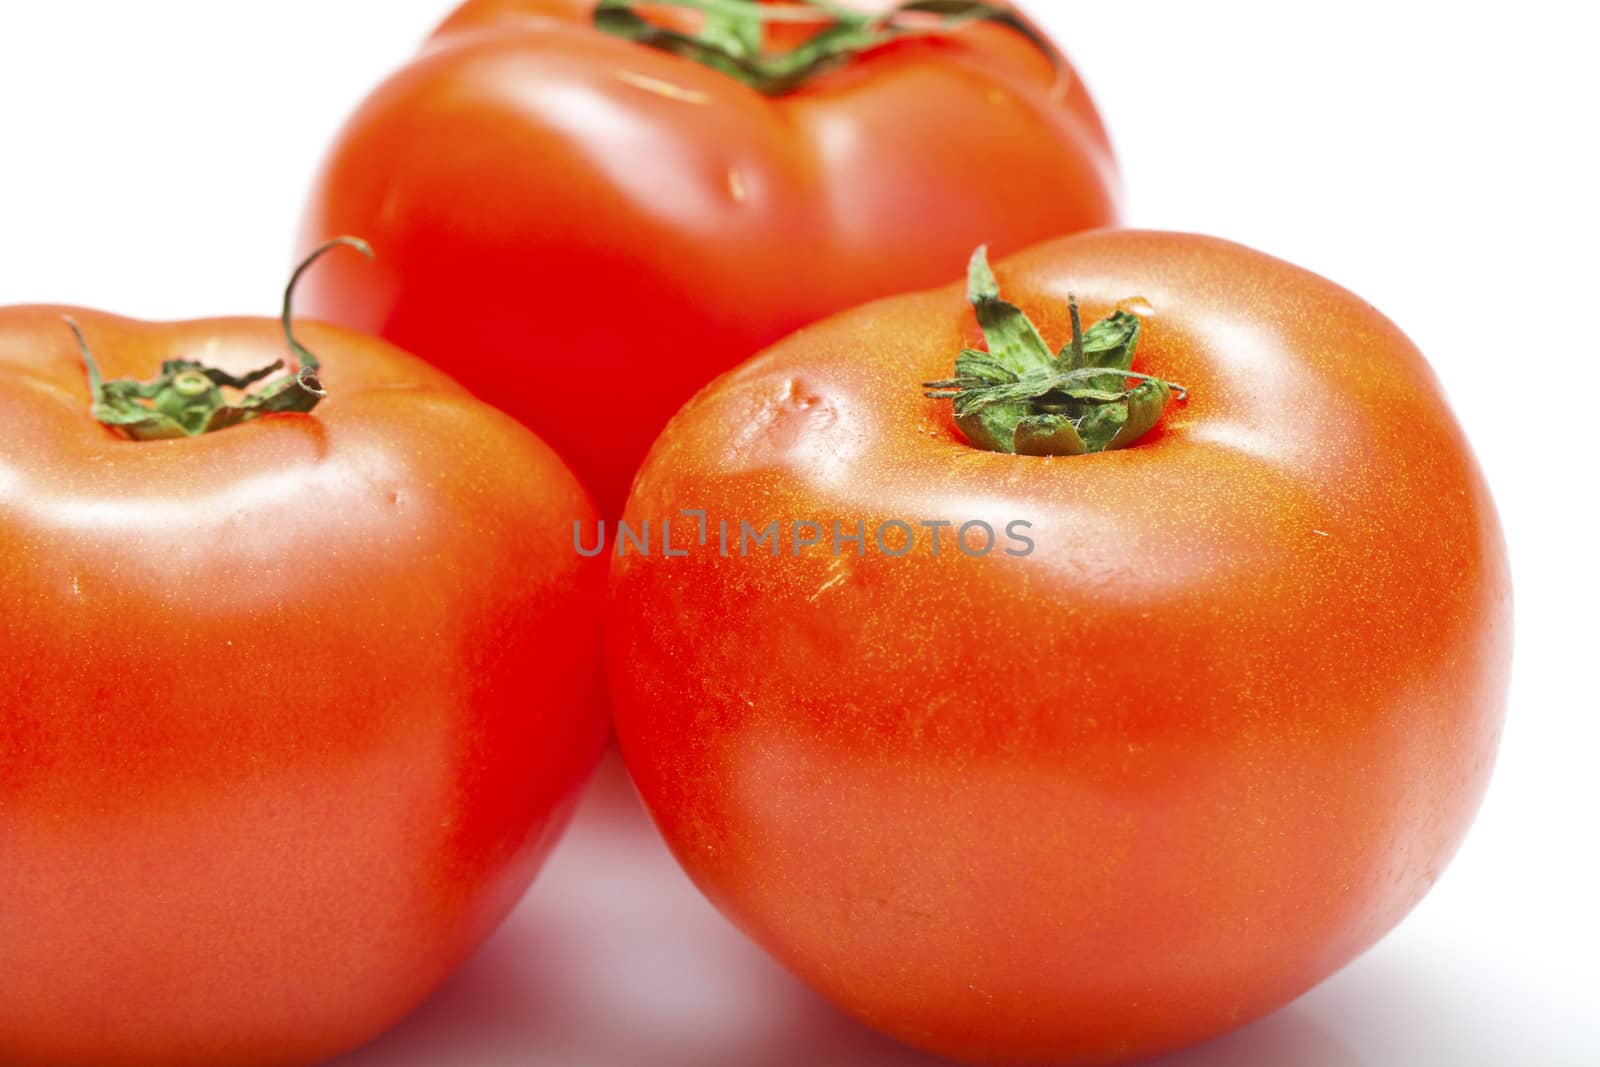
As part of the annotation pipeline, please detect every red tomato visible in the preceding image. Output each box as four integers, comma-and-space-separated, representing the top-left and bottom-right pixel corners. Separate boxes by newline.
296, 0, 1120, 513
0, 260, 608, 1066
608, 231, 1511, 1065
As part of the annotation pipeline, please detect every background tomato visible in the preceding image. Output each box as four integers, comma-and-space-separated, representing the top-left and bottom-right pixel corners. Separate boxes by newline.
608, 230, 1512, 1065
295, 0, 1120, 513
0, 304, 608, 1067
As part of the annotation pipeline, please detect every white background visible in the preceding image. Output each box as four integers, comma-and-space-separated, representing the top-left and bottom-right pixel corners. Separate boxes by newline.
2, 2, 1596, 1065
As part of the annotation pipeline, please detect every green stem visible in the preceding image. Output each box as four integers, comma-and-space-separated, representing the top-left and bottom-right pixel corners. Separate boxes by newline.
595, 0, 1057, 96
921, 247, 1188, 456
69, 236, 373, 441
639, 0, 843, 26
283, 236, 372, 391
64, 316, 105, 398
1067, 293, 1085, 368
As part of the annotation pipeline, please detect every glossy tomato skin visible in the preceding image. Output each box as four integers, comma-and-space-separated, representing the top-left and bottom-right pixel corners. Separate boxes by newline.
296, 0, 1120, 514
608, 231, 1511, 1065
0, 309, 608, 1067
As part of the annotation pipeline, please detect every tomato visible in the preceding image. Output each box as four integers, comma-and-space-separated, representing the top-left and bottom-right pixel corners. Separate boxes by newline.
295, 0, 1120, 513
607, 230, 1512, 1065
0, 247, 608, 1067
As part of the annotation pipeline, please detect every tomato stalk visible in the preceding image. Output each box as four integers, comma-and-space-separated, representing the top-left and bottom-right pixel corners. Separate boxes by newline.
66, 237, 373, 441
923, 248, 1187, 455
594, 0, 1056, 95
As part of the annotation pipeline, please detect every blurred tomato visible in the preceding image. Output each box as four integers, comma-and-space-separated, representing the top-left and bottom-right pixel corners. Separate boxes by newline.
297, 0, 1120, 511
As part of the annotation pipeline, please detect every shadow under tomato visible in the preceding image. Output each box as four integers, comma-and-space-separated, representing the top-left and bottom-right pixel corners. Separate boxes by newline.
333, 752, 935, 1067
1147, 1006, 1355, 1067
335, 752, 1368, 1067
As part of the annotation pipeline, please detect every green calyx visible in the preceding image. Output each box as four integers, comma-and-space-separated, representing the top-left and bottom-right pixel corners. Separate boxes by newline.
67, 237, 373, 442
923, 247, 1187, 456
595, 0, 1053, 96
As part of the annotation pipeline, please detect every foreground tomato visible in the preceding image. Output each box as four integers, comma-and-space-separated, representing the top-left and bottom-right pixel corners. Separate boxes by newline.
0, 246, 608, 1067
296, 0, 1120, 513
609, 230, 1511, 1065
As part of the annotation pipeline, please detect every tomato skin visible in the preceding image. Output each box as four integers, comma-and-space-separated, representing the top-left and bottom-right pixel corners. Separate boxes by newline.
0, 309, 608, 1067
295, 0, 1119, 514
608, 231, 1511, 1065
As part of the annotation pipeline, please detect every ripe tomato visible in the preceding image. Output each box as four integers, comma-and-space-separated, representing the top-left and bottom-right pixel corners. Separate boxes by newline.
295, 0, 1120, 513
608, 230, 1512, 1065
0, 250, 608, 1067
